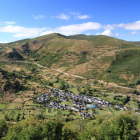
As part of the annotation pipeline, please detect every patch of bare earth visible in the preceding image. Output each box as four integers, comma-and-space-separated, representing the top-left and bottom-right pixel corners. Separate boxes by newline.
119, 74, 128, 80
6, 48, 13, 53
13, 98, 31, 103
129, 74, 135, 81
2, 93, 16, 102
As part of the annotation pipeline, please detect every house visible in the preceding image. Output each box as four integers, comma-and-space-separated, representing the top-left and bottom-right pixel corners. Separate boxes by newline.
92, 103, 98, 107
87, 98, 92, 103
71, 106, 79, 112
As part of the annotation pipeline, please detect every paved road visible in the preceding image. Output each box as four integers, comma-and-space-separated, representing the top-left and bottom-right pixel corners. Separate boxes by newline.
0, 59, 138, 91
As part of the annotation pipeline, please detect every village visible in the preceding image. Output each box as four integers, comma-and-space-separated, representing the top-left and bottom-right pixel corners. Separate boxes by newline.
36, 87, 129, 119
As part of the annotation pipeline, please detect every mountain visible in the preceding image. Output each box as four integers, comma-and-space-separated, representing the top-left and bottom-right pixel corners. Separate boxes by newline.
130, 41, 140, 45
0, 33, 140, 86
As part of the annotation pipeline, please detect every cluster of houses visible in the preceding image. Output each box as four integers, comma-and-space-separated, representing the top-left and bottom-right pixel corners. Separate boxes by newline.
36, 88, 128, 118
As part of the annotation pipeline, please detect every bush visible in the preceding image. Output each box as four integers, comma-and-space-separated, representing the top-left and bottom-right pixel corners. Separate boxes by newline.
135, 79, 140, 86
0, 119, 8, 138
95, 112, 139, 140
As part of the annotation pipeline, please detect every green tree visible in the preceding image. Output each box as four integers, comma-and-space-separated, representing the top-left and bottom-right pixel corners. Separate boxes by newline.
0, 119, 8, 139
96, 112, 139, 140
62, 126, 79, 140
3, 118, 43, 140
16, 113, 20, 121
135, 79, 140, 86
42, 120, 64, 140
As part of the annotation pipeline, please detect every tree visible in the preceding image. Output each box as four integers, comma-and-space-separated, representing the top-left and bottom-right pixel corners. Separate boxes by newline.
135, 79, 140, 86
4, 114, 10, 121
16, 113, 20, 121
116, 113, 138, 140
42, 120, 64, 140
0, 87, 4, 104
76, 119, 86, 132
62, 126, 79, 140
95, 112, 139, 140
0, 119, 8, 138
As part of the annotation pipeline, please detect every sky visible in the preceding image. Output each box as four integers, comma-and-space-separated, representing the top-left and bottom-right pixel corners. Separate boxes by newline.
0, 0, 140, 43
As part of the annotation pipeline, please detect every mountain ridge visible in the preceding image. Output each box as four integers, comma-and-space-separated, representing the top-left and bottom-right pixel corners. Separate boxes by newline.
0, 33, 140, 86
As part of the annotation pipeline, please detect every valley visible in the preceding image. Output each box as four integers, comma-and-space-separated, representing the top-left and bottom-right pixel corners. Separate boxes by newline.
0, 33, 140, 139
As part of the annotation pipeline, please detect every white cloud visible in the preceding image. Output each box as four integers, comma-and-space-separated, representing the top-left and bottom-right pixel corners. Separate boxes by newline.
120, 21, 140, 30
69, 12, 79, 15
2, 20, 140, 39
57, 22, 101, 32
130, 31, 139, 35
0, 25, 46, 38
104, 21, 140, 31
3, 21, 16, 25
86, 33, 90, 35
0, 25, 24, 33
56, 13, 70, 20
104, 24, 116, 30
96, 30, 114, 36
70, 12, 90, 19
13, 27, 46, 38
33, 15, 45, 19
0, 41, 8, 43
41, 22, 102, 36
0, 22, 101, 38
75, 15, 90, 19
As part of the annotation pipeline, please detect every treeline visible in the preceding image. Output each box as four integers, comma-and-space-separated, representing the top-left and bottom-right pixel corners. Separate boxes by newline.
0, 112, 139, 140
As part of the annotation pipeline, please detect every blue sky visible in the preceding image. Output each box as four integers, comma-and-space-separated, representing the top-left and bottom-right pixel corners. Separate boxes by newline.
0, 0, 140, 42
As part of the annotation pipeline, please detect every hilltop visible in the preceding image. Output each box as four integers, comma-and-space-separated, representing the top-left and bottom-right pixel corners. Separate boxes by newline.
0, 33, 140, 86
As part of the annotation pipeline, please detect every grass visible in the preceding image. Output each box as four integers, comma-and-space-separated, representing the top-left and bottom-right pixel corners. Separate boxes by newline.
99, 95, 114, 103
53, 82, 62, 88
5, 103, 21, 109
108, 107, 115, 115
69, 87, 80, 94
77, 51, 89, 65
24, 101, 37, 106
102, 49, 140, 85
0, 110, 9, 119
95, 108, 111, 116
61, 101, 73, 106
88, 107, 125, 117
23, 105, 35, 109
44, 108, 58, 116
11, 110, 20, 120
34, 109, 44, 115
0, 104, 6, 109
126, 101, 138, 111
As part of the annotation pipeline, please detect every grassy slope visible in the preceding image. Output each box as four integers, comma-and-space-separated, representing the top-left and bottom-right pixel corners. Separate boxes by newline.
1, 33, 140, 86
100, 49, 140, 86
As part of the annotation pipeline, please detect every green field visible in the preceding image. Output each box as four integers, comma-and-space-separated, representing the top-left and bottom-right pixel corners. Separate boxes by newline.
69, 87, 80, 94
61, 101, 73, 106
5, 103, 21, 109
0, 104, 6, 109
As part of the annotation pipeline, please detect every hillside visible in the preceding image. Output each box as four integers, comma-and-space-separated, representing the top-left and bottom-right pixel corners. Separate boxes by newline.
130, 41, 140, 45
0, 67, 27, 103
0, 33, 140, 86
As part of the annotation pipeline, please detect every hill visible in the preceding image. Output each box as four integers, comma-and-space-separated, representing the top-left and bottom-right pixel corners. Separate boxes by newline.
130, 41, 140, 45
0, 33, 140, 86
